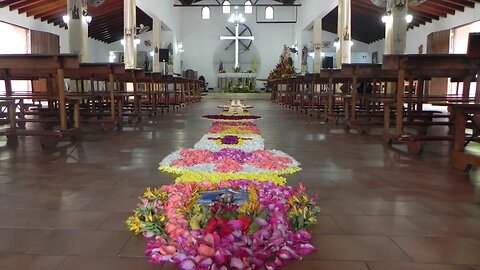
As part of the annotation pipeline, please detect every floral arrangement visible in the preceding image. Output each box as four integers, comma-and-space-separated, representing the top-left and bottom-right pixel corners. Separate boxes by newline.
193, 134, 264, 152
127, 104, 319, 270
208, 122, 260, 135
202, 115, 262, 121
159, 148, 300, 185
126, 181, 319, 270
268, 45, 297, 81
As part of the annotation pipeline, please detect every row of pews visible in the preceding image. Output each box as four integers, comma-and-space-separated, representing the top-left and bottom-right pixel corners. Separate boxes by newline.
0, 54, 202, 149
269, 53, 480, 171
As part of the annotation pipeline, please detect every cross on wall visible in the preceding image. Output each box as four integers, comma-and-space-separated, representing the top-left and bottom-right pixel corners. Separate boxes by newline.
220, 22, 254, 69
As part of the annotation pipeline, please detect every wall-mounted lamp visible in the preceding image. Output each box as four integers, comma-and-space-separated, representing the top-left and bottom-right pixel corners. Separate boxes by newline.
381, 10, 391, 24
405, 14, 413, 23
177, 41, 184, 53
82, 10, 92, 24
333, 37, 340, 48
120, 38, 141, 46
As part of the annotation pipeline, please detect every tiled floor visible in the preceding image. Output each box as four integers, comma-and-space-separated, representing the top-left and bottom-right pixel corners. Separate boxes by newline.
1, 99, 480, 270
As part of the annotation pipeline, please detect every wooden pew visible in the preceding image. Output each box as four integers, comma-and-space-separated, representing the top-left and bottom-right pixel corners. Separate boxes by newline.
0, 54, 81, 149
450, 103, 480, 171
381, 54, 480, 154
64, 63, 125, 129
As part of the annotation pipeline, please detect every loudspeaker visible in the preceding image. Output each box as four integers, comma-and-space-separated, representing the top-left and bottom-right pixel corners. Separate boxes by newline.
322, 57, 334, 69
159, 49, 169, 62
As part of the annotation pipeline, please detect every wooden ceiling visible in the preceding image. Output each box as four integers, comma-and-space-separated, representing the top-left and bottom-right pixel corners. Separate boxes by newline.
0, 0, 152, 44
0, 0, 478, 44
323, 0, 480, 44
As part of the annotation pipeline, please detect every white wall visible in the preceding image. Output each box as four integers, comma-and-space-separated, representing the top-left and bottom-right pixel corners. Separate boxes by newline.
138, 0, 183, 74
369, 4, 480, 62
0, 7, 112, 62
179, 7, 295, 88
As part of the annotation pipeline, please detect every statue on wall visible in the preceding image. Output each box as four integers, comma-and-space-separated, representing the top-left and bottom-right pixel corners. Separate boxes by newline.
71, 5, 80, 20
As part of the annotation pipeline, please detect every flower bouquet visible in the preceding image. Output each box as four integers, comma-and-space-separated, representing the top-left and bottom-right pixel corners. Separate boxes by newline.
126, 181, 320, 270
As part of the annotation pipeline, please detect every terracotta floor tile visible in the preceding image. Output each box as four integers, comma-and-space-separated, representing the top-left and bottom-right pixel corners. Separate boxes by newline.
355, 201, 432, 216
333, 216, 425, 236
27, 230, 131, 256
20, 195, 95, 211
281, 260, 369, 270
97, 212, 132, 231
417, 201, 480, 217
318, 201, 365, 215
0, 228, 51, 252
0, 254, 65, 270
309, 235, 411, 261
0, 100, 478, 268
407, 216, 480, 237
366, 262, 474, 270
309, 216, 344, 234
118, 235, 150, 258
0, 209, 110, 229
82, 197, 139, 212
392, 236, 480, 265
56, 256, 159, 270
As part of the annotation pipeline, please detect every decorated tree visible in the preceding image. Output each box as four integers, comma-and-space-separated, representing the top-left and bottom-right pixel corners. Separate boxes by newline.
268, 45, 296, 80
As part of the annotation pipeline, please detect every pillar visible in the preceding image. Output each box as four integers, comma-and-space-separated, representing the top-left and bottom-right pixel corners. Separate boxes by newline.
124, 0, 137, 69
340, 0, 351, 64
384, 0, 408, 54
152, 18, 162, 73
335, 0, 343, 68
67, 0, 88, 62
313, 18, 322, 73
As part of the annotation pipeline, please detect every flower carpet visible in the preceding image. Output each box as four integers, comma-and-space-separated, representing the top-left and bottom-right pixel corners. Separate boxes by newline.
127, 101, 319, 270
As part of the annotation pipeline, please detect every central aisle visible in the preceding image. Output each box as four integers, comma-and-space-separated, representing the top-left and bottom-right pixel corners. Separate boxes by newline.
0, 100, 479, 270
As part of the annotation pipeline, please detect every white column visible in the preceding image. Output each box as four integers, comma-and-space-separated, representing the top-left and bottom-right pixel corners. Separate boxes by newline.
340, 0, 351, 64
67, 0, 88, 62
384, 0, 408, 54
335, 0, 343, 68
152, 18, 162, 72
313, 18, 322, 73
124, 0, 137, 69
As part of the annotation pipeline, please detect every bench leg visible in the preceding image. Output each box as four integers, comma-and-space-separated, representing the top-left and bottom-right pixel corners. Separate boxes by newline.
6, 135, 18, 147
40, 137, 59, 150
405, 141, 424, 155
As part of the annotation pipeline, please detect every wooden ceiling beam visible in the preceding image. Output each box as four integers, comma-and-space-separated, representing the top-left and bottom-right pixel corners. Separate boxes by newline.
9, 0, 43, 11
22, 1, 63, 16
0, 0, 22, 8
419, 1, 456, 15
34, 5, 66, 20
441, 0, 475, 8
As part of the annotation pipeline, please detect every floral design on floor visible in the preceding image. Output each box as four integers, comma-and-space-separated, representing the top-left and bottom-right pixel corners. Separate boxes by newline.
127, 100, 319, 270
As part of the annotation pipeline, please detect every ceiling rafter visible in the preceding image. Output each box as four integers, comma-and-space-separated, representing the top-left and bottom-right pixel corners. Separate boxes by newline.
0, 0, 478, 44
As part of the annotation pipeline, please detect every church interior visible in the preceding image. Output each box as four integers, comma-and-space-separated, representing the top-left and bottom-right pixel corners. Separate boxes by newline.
1, 0, 480, 269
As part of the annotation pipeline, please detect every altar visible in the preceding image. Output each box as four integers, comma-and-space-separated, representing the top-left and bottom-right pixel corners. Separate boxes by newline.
217, 73, 257, 90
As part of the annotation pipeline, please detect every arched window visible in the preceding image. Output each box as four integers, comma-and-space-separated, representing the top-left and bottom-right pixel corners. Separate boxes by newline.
244, 0, 252, 14
201, 6, 210, 19
223, 0, 231, 14
265, 6, 274, 20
